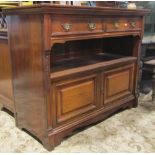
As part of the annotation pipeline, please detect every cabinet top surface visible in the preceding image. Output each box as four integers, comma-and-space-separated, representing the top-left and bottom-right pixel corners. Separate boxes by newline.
3, 4, 149, 16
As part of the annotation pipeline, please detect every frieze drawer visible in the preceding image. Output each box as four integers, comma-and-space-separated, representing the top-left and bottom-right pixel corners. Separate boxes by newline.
51, 16, 102, 36
105, 18, 142, 32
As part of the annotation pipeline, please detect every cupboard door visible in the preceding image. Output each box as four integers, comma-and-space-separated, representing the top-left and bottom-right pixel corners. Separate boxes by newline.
53, 74, 100, 124
103, 64, 134, 104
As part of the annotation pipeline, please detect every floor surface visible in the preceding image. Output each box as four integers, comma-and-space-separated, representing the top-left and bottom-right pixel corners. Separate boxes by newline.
0, 92, 155, 153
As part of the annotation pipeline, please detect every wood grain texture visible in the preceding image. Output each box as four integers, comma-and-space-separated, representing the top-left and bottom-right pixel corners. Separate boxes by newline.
6, 14, 47, 141
0, 37, 14, 113
51, 16, 102, 37
53, 74, 100, 124
104, 64, 134, 104
105, 17, 142, 32
3, 4, 150, 16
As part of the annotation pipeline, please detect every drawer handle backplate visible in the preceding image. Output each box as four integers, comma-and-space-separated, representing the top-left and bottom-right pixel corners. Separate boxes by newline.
114, 22, 120, 29
131, 22, 136, 28
62, 23, 72, 31
88, 23, 96, 30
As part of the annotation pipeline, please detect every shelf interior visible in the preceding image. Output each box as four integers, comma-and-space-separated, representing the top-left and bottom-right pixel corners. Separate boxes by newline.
50, 36, 138, 73
51, 53, 124, 72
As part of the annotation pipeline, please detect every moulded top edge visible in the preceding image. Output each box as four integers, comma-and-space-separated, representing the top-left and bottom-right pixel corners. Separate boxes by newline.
2, 4, 150, 16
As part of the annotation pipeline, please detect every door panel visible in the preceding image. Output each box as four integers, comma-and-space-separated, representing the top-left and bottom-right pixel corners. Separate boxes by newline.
53, 74, 100, 124
103, 64, 134, 104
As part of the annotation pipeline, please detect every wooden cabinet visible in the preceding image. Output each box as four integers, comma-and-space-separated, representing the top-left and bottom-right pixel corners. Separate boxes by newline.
50, 61, 136, 127
3, 5, 148, 151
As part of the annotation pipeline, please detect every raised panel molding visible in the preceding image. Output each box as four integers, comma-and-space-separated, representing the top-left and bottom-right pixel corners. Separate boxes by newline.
104, 64, 134, 104
54, 74, 99, 123
107, 70, 130, 97
60, 81, 94, 114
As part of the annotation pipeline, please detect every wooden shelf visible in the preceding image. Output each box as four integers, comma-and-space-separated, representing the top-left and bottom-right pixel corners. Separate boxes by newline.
51, 53, 123, 73
51, 56, 137, 79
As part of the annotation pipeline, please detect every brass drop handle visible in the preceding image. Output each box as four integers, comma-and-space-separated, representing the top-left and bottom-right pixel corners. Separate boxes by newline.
62, 23, 72, 31
88, 23, 96, 30
131, 22, 136, 28
114, 22, 120, 29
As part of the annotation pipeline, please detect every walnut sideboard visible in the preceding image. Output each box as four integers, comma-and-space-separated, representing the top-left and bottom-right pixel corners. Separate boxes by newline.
3, 5, 149, 150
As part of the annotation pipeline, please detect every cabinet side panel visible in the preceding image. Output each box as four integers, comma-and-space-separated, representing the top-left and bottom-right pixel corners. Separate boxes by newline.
7, 15, 47, 140
0, 39, 14, 112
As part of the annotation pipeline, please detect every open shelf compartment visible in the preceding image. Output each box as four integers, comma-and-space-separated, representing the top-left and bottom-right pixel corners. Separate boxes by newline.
50, 35, 138, 75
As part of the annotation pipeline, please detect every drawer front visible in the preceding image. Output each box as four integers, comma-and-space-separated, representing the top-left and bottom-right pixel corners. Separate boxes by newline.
51, 16, 102, 36
51, 16, 142, 37
103, 64, 134, 104
53, 74, 100, 124
105, 18, 141, 32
